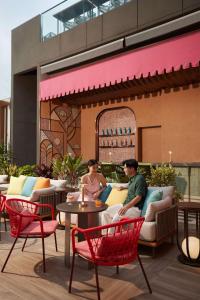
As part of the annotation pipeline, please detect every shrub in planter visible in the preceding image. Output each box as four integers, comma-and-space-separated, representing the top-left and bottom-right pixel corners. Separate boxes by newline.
18, 164, 36, 176
35, 164, 53, 178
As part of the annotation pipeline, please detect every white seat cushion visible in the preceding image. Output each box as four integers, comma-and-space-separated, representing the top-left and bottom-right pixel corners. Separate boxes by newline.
140, 221, 156, 242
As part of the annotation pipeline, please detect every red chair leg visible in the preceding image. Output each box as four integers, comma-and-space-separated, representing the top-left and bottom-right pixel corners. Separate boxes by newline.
22, 236, 28, 252
94, 264, 101, 300
54, 232, 58, 252
42, 237, 46, 273
69, 253, 76, 293
1, 237, 18, 272
137, 254, 152, 294
116, 265, 119, 274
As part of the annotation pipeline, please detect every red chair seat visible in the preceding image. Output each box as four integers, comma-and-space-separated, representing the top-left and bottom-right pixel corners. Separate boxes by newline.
21, 220, 58, 236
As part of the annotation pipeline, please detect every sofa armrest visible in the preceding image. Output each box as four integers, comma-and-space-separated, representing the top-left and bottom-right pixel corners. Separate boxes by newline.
155, 205, 177, 242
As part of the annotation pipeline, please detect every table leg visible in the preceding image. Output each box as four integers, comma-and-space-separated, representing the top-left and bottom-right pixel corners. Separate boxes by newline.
65, 213, 71, 268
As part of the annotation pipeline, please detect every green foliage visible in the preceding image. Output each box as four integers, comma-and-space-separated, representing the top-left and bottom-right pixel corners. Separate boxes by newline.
18, 164, 36, 176
0, 144, 12, 174
149, 164, 176, 187
5, 164, 19, 177
52, 154, 87, 187
149, 163, 183, 201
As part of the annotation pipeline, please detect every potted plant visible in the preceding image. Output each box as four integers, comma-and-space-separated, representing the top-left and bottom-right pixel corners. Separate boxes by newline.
52, 154, 87, 189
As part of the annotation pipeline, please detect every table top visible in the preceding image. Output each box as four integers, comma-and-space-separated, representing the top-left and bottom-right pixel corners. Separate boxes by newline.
178, 201, 200, 211
56, 201, 108, 214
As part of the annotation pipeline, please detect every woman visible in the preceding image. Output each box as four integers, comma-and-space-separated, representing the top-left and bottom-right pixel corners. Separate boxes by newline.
58, 160, 107, 225
67, 159, 107, 202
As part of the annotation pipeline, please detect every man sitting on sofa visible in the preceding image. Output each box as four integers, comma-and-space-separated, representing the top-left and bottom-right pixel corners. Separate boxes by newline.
101, 159, 147, 225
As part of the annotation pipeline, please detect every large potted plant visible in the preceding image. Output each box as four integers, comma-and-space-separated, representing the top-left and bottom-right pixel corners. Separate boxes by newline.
52, 154, 87, 190
149, 163, 183, 201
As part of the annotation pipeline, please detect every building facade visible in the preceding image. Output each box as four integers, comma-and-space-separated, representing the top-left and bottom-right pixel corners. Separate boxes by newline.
0, 99, 10, 145
11, 0, 200, 165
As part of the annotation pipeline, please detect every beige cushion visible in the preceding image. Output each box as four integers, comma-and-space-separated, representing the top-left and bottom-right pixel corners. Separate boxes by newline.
148, 186, 175, 199
140, 221, 156, 242
50, 179, 67, 189
30, 186, 55, 202
145, 196, 172, 222
0, 175, 8, 184
7, 176, 27, 195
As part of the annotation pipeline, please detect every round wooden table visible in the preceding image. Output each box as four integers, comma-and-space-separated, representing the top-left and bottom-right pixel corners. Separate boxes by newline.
56, 201, 108, 267
177, 202, 200, 266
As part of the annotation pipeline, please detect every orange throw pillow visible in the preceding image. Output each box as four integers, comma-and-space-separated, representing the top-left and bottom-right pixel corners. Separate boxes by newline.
33, 178, 50, 190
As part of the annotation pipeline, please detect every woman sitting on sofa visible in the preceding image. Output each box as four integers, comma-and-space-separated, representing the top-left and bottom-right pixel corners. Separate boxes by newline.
67, 159, 107, 202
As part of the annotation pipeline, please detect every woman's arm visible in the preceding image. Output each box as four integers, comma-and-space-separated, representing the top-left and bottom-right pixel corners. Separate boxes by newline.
99, 173, 107, 187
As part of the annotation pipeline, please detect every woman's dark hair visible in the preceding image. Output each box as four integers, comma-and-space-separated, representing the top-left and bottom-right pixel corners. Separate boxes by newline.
122, 159, 138, 170
87, 159, 98, 166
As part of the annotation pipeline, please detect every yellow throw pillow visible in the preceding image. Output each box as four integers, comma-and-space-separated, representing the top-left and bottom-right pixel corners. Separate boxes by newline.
7, 176, 27, 195
106, 188, 128, 206
33, 177, 50, 190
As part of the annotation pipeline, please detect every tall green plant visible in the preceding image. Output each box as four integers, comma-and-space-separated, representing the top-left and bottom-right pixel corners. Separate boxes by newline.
52, 154, 87, 187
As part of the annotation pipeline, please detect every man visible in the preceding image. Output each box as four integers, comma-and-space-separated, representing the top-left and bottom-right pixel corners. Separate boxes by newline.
101, 159, 147, 225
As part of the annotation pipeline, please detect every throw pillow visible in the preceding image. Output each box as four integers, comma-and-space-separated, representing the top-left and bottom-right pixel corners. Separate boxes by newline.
33, 177, 50, 190
21, 177, 37, 197
97, 232, 131, 257
145, 196, 172, 222
98, 185, 112, 202
106, 188, 128, 206
141, 190, 163, 216
7, 176, 27, 195
19, 208, 34, 231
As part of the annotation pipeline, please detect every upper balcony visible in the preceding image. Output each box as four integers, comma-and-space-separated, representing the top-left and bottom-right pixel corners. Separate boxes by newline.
41, 0, 131, 41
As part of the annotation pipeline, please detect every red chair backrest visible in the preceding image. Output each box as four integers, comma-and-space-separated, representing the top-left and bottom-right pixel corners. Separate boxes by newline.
83, 217, 144, 265
5, 199, 38, 237
0, 195, 6, 212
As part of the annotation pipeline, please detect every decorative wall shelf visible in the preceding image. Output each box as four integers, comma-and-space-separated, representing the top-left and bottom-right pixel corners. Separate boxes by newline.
99, 145, 135, 148
99, 133, 135, 137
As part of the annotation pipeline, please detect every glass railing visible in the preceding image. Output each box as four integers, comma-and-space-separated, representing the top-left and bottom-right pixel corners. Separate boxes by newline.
41, 0, 131, 41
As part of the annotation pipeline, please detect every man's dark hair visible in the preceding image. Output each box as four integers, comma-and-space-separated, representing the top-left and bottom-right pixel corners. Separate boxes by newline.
87, 159, 98, 166
122, 159, 138, 170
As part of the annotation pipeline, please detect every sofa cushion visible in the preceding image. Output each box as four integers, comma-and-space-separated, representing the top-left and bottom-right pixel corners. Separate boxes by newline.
106, 188, 128, 206
148, 186, 174, 200
141, 190, 163, 216
30, 186, 55, 202
50, 179, 67, 189
99, 185, 112, 202
140, 221, 156, 242
6, 195, 31, 201
145, 196, 172, 222
7, 176, 27, 195
0, 175, 8, 184
21, 177, 37, 197
33, 178, 50, 190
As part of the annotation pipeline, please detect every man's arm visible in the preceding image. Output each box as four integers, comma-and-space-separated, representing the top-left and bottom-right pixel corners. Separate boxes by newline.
118, 195, 142, 216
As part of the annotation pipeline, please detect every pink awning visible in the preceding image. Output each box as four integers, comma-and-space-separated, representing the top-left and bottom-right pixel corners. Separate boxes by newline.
40, 30, 200, 101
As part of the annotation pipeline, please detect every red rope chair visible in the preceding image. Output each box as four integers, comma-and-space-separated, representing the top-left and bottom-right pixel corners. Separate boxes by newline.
1, 198, 58, 273
69, 217, 152, 300
0, 194, 7, 239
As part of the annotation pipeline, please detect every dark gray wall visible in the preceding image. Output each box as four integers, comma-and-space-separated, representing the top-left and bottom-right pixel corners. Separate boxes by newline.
12, 0, 200, 75
12, 72, 37, 165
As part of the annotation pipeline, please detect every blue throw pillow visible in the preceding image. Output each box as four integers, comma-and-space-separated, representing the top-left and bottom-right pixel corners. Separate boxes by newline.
141, 189, 163, 216
21, 177, 37, 197
99, 185, 112, 202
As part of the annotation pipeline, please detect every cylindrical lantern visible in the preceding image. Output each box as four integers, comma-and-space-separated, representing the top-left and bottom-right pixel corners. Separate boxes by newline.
177, 202, 200, 267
